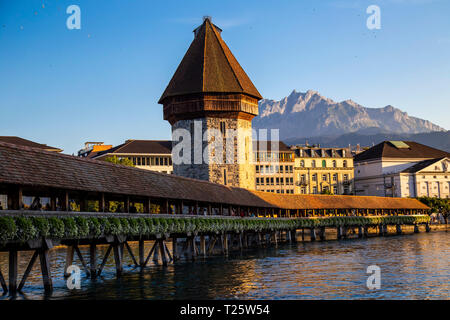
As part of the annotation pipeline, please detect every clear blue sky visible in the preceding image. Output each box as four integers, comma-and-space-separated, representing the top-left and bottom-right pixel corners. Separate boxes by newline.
1, 0, 449, 154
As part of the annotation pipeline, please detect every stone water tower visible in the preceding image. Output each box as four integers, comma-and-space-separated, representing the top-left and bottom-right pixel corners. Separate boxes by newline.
158, 17, 262, 189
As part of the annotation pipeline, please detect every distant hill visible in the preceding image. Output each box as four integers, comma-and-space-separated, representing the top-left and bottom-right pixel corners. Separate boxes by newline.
253, 90, 445, 139
283, 131, 450, 152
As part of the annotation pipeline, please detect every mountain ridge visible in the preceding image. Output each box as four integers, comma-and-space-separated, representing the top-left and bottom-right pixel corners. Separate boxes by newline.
253, 90, 445, 140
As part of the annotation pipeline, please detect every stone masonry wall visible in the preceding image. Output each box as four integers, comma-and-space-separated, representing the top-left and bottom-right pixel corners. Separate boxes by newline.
172, 117, 255, 190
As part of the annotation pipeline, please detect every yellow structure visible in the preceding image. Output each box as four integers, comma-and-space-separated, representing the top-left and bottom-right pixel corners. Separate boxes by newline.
292, 146, 354, 195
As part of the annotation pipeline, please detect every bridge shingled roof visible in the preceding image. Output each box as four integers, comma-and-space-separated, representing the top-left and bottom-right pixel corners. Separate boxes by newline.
0, 142, 428, 210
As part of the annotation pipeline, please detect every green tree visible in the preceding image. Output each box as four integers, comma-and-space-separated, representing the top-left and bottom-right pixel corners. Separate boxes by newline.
103, 156, 134, 167
416, 196, 450, 224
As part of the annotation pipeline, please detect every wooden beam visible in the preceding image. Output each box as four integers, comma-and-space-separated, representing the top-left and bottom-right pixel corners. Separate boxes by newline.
89, 244, 97, 279
74, 245, 90, 277
200, 235, 206, 256
125, 196, 130, 213
63, 191, 69, 211
159, 240, 168, 266
139, 239, 145, 267
164, 242, 173, 262
64, 246, 75, 277
113, 244, 123, 277
18, 251, 39, 292
144, 241, 158, 266
0, 268, 7, 293
99, 193, 105, 213
125, 242, 139, 267
97, 245, 112, 277
9, 250, 18, 295
144, 198, 150, 214
38, 249, 53, 293
50, 195, 56, 211
172, 237, 179, 261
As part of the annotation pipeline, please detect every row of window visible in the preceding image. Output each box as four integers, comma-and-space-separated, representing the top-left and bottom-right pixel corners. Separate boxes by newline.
256, 177, 294, 186
298, 186, 351, 194
299, 159, 348, 168
255, 152, 294, 162
127, 156, 173, 166
256, 165, 294, 174
260, 189, 294, 194
302, 173, 350, 182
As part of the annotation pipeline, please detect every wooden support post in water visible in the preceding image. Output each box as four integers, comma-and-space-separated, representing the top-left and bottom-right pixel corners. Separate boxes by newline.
396, 224, 402, 235
310, 228, 316, 241
291, 229, 297, 243
358, 226, 363, 238
363, 226, 369, 237
207, 236, 217, 255
223, 234, 229, 255
337, 226, 342, 240
301, 228, 305, 241
113, 244, 123, 277
39, 249, 53, 293
89, 244, 97, 279
139, 239, 145, 267
153, 240, 160, 264
64, 246, 75, 277
9, 250, 18, 295
414, 224, 420, 233
200, 235, 206, 256
425, 223, 431, 233
172, 237, 179, 261
319, 227, 326, 241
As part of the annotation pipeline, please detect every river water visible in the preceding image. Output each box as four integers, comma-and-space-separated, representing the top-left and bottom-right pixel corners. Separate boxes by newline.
0, 231, 448, 300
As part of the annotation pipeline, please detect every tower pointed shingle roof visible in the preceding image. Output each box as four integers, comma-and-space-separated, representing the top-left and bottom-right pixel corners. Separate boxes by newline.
158, 17, 262, 103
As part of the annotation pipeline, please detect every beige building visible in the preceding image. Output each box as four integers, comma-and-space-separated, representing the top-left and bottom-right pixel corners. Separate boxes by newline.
292, 146, 354, 195
354, 141, 450, 198
89, 140, 173, 174
254, 141, 295, 194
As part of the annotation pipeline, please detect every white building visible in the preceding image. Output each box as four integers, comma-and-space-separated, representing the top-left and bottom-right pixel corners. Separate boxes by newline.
354, 141, 450, 198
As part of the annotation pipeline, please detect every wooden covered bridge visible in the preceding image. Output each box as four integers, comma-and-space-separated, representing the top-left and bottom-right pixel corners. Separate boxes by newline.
0, 142, 430, 296
0, 142, 428, 216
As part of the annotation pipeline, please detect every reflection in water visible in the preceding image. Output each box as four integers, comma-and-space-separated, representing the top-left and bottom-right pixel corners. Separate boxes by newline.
0, 232, 448, 300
